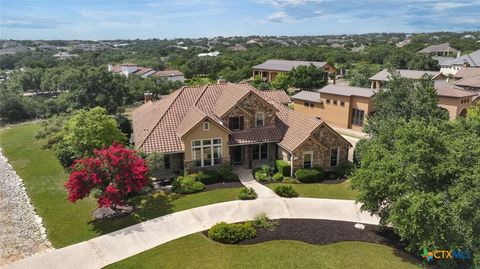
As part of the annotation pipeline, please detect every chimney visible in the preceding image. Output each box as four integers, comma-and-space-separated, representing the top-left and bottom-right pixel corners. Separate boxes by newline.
144, 92, 153, 103
463, 60, 470, 68
217, 78, 226, 84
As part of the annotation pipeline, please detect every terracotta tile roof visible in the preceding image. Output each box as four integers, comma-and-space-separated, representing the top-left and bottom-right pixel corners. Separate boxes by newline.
154, 69, 184, 77
370, 69, 443, 81
258, 90, 292, 104
454, 74, 480, 88
252, 59, 328, 72
230, 126, 284, 145
434, 81, 477, 98
454, 68, 480, 79
317, 85, 377, 98
418, 43, 458, 54
133, 83, 350, 154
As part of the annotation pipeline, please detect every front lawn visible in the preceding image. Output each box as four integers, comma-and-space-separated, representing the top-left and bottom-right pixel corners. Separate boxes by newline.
267, 181, 357, 200
0, 123, 241, 247
104, 233, 421, 269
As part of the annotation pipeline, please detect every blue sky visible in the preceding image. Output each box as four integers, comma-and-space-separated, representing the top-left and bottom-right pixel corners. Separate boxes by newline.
1, 0, 480, 40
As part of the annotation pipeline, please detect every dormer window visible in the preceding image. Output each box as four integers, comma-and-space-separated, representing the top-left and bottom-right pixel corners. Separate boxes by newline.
255, 112, 265, 127
203, 122, 209, 131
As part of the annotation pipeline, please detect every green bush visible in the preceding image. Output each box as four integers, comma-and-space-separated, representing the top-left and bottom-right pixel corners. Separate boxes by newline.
172, 174, 205, 194
276, 160, 291, 177
274, 185, 299, 198
252, 167, 262, 177
253, 213, 278, 231
208, 222, 256, 244
238, 187, 257, 200
260, 164, 273, 175
282, 177, 298, 183
334, 162, 354, 178
272, 172, 283, 182
197, 170, 220, 184
218, 165, 239, 182
295, 168, 325, 183
255, 171, 270, 182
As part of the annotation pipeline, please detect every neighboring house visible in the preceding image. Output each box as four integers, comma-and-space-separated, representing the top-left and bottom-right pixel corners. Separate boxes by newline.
435, 81, 477, 119
252, 60, 337, 82
439, 49, 480, 75
369, 69, 445, 89
292, 85, 376, 131
418, 43, 458, 56
53, 52, 79, 60
453, 67, 480, 81
292, 79, 477, 128
229, 44, 247, 52
108, 63, 156, 78
132, 83, 351, 179
153, 70, 186, 82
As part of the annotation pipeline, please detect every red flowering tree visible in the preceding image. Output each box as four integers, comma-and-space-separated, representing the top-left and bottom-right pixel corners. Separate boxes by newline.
65, 143, 149, 209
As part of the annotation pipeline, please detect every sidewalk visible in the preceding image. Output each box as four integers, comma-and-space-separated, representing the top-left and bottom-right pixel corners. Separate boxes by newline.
235, 167, 279, 198
4, 197, 379, 269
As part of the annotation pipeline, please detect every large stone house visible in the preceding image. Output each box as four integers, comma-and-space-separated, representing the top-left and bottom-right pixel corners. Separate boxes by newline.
418, 43, 458, 57
132, 83, 351, 179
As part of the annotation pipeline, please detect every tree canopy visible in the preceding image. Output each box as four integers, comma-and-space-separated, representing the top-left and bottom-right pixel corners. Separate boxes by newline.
288, 64, 327, 90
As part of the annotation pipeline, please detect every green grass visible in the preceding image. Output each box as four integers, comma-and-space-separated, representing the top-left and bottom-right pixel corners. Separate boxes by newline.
0, 123, 241, 248
268, 180, 357, 200
104, 233, 421, 269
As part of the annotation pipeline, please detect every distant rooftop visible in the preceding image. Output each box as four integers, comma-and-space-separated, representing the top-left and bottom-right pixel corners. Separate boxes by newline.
252, 59, 328, 72
369, 69, 443, 81
418, 43, 458, 54
317, 84, 377, 98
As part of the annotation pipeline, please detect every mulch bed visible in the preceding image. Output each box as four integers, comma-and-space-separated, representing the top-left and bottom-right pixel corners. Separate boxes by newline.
204, 182, 244, 191
202, 219, 405, 249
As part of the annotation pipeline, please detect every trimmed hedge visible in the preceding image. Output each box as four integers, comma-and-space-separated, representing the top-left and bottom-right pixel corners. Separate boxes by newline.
238, 187, 257, 200
274, 185, 299, 198
295, 168, 325, 183
276, 160, 291, 177
255, 171, 269, 182
208, 222, 256, 244
197, 170, 220, 184
218, 165, 240, 182
172, 174, 205, 194
333, 162, 354, 178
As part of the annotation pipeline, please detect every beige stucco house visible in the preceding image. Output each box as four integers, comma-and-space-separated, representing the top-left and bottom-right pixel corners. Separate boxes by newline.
132, 83, 351, 179
292, 85, 376, 131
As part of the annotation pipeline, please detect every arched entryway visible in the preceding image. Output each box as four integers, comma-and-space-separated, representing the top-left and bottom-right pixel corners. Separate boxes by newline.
459, 108, 468, 118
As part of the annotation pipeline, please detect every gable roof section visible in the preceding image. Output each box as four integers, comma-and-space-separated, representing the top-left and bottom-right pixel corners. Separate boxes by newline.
369, 69, 443, 81
252, 59, 328, 72
212, 84, 251, 117
258, 90, 292, 104
454, 74, 480, 88
317, 84, 377, 98
454, 68, 480, 79
291, 91, 322, 103
434, 81, 477, 98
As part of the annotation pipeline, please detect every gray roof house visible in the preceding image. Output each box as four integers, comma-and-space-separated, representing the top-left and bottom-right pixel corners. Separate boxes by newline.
418, 43, 458, 56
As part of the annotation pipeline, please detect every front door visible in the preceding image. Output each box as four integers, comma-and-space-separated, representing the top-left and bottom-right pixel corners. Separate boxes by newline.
232, 146, 243, 165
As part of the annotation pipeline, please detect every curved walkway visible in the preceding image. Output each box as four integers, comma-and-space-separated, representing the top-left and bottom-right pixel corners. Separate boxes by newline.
235, 167, 278, 198
5, 196, 379, 269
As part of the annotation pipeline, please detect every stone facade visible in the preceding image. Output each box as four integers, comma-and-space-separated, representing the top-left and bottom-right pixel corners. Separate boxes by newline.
222, 106, 254, 130
239, 93, 276, 128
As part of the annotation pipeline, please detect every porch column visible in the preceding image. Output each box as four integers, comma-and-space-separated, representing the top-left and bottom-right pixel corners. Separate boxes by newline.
246, 145, 252, 169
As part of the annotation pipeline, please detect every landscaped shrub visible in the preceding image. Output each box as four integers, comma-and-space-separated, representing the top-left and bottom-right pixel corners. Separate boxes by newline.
295, 168, 325, 183
272, 172, 283, 182
275, 160, 291, 177
208, 222, 256, 244
197, 170, 220, 184
260, 164, 274, 175
274, 185, 299, 198
333, 162, 354, 179
253, 213, 278, 231
172, 174, 205, 194
255, 171, 270, 182
218, 165, 239, 182
282, 177, 297, 183
252, 167, 262, 177
238, 187, 257, 200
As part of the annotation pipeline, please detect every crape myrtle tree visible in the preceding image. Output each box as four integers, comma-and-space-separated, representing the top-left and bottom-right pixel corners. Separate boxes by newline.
352, 72, 480, 268
65, 143, 149, 209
